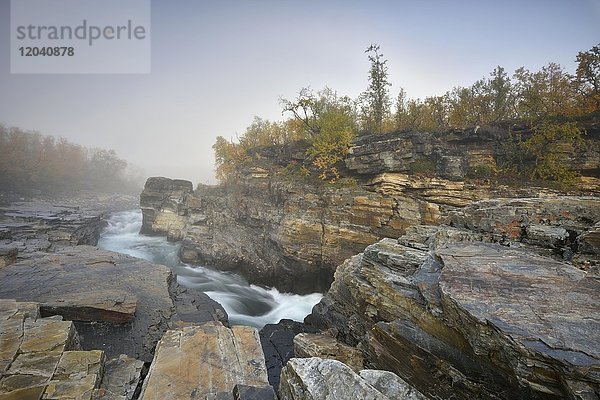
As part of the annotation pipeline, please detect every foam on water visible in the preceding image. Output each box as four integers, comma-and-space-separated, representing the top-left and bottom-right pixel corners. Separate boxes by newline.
98, 210, 323, 327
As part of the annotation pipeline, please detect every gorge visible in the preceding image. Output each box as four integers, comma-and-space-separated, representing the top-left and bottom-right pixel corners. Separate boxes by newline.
0, 123, 599, 399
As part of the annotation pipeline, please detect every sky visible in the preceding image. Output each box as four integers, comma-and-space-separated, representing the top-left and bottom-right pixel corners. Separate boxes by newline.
1, 0, 599, 185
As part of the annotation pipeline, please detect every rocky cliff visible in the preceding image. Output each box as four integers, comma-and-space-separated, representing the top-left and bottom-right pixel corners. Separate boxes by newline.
140, 125, 600, 293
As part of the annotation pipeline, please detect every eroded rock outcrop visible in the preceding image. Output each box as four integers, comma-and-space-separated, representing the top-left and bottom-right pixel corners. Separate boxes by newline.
345, 125, 600, 179
140, 172, 523, 292
139, 177, 193, 240
0, 299, 101, 399
307, 226, 600, 399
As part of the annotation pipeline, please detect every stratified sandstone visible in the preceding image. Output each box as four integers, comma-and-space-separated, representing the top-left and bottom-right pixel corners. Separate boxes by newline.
141, 172, 522, 292
308, 226, 600, 399
139, 125, 599, 292
345, 125, 599, 178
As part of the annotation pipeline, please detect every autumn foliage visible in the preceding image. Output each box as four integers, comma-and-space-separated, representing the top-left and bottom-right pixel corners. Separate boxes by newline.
213, 43, 599, 187
0, 125, 141, 193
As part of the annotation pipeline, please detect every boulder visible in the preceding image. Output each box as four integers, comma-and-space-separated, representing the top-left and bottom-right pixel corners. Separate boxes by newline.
278, 357, 389, 400
308, 227, 600, 399
293, 333, 363, 372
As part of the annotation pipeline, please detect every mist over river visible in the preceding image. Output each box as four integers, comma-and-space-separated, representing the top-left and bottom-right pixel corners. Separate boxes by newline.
98, 210, 322, 327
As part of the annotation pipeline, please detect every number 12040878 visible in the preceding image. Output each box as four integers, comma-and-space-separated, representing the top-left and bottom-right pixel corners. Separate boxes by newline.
18, 46, 74, 56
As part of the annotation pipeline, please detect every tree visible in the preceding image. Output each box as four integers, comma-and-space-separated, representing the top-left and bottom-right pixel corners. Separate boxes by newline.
305, 107, 354, 182
488, 66, 514, 122
575, 43, 600, 112
394, 88, 408, 131
282, 87, 356, 181
362, 44, 392, 133
513, 63, 576, 121
213, 135, 248, 181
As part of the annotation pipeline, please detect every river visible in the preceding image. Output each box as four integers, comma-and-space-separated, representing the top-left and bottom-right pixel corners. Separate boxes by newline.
97, 210, 323, 328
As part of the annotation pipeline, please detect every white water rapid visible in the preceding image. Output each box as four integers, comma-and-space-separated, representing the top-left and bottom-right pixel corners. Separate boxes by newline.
97, 210, 323, 327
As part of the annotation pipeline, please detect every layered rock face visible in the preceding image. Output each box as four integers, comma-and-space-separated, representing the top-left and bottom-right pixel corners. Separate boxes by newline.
307, 224, 600, 399
140, 173, 524, 292
139, 177, 193, 240
346, 125, 600, 179
140, 125, 599, 292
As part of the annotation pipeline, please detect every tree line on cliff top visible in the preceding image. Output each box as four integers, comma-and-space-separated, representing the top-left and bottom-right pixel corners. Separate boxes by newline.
214, 43, 599, 188
0, 125, 143, 194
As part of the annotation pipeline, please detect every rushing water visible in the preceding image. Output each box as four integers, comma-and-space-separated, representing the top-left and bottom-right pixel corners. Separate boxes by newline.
97, 210, 323, 327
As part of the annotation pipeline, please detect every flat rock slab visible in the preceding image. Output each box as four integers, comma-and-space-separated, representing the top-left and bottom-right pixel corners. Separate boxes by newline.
41, 290, 137, 324
94, 354, 145, 400
0, 246, 174, 361
140, 321, 269, 400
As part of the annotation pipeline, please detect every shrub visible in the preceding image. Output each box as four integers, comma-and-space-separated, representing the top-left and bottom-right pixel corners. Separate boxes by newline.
409, 156, 437, 176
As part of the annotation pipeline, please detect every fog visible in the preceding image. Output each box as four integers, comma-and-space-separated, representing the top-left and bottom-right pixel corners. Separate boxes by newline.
1, 0, 598, 185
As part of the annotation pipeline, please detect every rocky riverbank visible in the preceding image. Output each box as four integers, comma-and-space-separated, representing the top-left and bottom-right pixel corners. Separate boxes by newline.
1, 191, 417, 400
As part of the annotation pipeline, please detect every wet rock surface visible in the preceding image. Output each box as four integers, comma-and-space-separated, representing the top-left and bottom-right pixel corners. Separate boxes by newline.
0, 245, 227, 362
258, 319, 319, 391
308, 225, 600, 399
